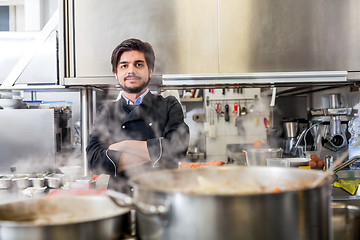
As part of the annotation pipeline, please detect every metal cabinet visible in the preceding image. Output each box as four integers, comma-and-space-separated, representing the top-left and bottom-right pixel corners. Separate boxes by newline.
219, 0, 360, 73
69, 0, 218, 78
61, 0, 360, 86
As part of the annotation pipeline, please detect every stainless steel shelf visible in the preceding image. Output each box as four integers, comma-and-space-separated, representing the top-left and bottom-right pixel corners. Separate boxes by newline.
162, 71, 348, 89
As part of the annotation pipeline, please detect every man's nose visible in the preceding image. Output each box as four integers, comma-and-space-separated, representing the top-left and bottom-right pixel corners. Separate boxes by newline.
127, 64, 136, 74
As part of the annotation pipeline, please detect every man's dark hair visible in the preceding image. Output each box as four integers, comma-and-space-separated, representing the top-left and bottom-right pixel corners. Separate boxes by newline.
111, 38, 155, 74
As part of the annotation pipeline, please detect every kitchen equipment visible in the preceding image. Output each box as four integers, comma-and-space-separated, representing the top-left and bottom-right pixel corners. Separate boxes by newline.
0, 99, 23, 109
311, 94, 351, 153
108, 166, 332, 240
283, 120, 299, 155
286, 158, 310, 167
326, 94, 348, 151
243, 148, 283, 166
0, 109, 59, 174
44, 174, 64, 188
58, 165, 81, 176
0, 177, 12, 189
310, 138, 360, 189
29, 178, 45, 188
332, 202, 360, 240
266, 158, 290, 167
12, 177, 29, 189
0, 195, 131, 240
266, 158, 309, 168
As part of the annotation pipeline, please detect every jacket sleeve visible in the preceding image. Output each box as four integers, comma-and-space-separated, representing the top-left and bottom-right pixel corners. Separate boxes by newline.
86, 105, 121, 177
147, 96, 189, 169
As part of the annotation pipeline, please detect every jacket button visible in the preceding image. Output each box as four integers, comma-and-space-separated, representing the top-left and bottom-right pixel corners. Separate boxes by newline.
149, 123, 152, 126
122, 125, 126, 129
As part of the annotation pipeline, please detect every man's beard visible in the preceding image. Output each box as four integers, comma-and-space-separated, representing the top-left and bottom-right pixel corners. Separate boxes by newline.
120, 77, 150, 93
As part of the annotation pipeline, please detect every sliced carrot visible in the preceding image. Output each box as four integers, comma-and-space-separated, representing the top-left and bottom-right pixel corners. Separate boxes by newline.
214, 161, 225, 166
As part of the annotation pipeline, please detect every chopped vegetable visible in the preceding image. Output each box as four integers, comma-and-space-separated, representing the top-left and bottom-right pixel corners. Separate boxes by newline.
178, 160, 225, 169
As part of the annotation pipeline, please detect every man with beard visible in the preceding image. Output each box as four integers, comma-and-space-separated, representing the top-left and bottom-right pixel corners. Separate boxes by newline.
86, 38, 189, 189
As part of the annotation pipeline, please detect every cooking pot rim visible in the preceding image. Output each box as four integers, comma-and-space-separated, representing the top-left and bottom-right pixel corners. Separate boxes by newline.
0, 213, 128, 228
0, 195, 131, 227
129, 166, 332, 196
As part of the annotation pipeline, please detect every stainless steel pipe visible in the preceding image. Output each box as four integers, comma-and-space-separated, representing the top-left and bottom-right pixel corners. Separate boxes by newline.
81, 87, 93, 177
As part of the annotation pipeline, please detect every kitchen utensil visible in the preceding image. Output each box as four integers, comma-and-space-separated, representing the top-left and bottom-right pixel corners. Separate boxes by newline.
243, 148, 283, 166
207, 107, 217, 138
232, 102, 238, 114
240, 104, 247, 116
108, 166, 332, 240
214, 103, 222, 121
263, 117, 269, 128
0, 195, 131, 240
235, 103, 244, 134
224, 104, 230, 122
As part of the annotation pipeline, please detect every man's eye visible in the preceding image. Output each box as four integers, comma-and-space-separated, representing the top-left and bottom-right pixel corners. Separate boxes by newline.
120, 64, 127, 68
136, 63, 143, 67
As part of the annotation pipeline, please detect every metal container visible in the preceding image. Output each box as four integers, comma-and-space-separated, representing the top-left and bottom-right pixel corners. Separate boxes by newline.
44, 174, 64, 188
284, 121, 299, 138
29, 178, 45, 188
0, 178, 12, 189
109, 166, 332, 240
332, 202, 360, 240
12, 177, 29, 189
0, 195, 131, 240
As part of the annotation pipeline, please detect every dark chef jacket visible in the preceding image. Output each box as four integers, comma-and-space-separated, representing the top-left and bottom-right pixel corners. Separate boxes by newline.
86, 91, 190, 187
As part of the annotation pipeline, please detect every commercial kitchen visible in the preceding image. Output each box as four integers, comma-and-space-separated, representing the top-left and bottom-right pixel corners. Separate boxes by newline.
0, 0, 360, 239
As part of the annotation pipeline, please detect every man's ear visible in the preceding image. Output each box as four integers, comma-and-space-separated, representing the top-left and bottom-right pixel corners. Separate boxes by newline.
149, 69, 153, 78
114, 74, 118, 80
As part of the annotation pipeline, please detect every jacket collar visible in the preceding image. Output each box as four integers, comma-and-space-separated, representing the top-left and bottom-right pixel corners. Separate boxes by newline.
120, 91, 155, 123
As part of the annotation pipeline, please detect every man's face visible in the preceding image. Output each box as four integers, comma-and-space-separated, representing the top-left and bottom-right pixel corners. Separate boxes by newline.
115, 50, 152, 94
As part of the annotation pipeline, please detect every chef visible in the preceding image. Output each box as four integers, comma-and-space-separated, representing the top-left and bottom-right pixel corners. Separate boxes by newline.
86, 38, 190, 190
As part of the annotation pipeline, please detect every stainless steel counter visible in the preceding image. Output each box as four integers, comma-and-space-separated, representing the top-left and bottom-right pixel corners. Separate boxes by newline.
0, 188, 51, 204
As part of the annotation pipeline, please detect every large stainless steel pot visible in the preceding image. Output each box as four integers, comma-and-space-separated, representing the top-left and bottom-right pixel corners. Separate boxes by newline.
109, 166, 332, 240
332, 202, 360, 240
0, 195, 131, 240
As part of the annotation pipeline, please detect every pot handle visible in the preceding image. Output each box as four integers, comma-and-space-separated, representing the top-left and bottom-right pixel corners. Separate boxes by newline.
107, 189, 169, 216
107, 189, 134, 208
